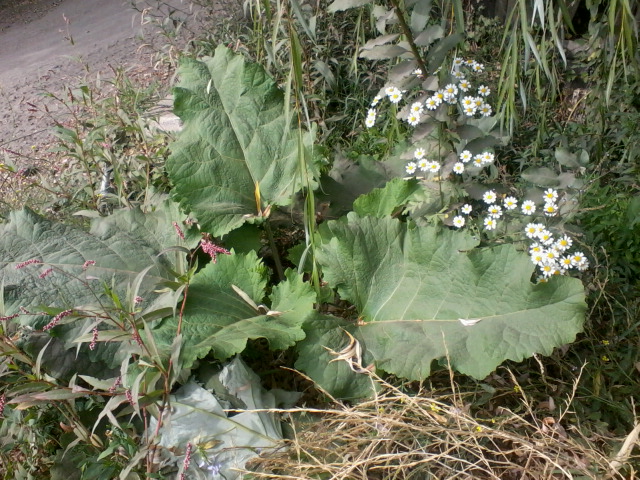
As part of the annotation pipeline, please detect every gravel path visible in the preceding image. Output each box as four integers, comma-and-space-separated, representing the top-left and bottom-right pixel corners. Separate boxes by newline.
0, 0, 186, 157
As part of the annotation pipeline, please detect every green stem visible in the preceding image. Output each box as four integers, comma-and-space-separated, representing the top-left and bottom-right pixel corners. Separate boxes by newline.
389, 0, 428, 75
264, 220, 285, 281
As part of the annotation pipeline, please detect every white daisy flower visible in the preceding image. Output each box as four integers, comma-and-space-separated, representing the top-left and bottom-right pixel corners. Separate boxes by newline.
482, 190, 497, 204
543, 188, 558, 202
417, 159, 429, 171
570, 252, 586, 267
543, 203, 558, 217
531, 252, 545, 266
459, 150, 473, 163
559, 256, 573, 269
482, 152, 495, 164
555, 235, 573, 251
459, 79, 471, 92
407, 113, 421, 126
503, 196, 518, 210
453, 162, 465, 174
388, 90, 403, 104
365, 117, 376, 128
488, 204, 503, 218
425, 97, 439, 110
428, 161, 441, 173
540, 262, 558, 278
461, 96, 475, 107
406, 162, 417, 174
479, 103, 492, 117
521, 200, 536, 215
477, 85, 490, 96
473, 155, 484, 167
414, 148, 426, 159
484, 217, 497, 231
371, 95, 382, 106
410, 102, 424, 114
529, 242, 543, 254
525, 223, 539, 238
538, 230, 554, 245
463, 105, 477, 116
461, 204, 473, 215
453, 216, 465, 228
444, 84, 458, 96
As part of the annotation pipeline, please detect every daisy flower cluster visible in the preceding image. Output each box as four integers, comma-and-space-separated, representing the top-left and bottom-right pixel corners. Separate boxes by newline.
365, 57, 491, 129
451, 187, 589, 280
365, 87, 403, 128
525, 224, 589, 279
406, 147, 497, 176
405, 147, 443, 175
420, 57, 492, 120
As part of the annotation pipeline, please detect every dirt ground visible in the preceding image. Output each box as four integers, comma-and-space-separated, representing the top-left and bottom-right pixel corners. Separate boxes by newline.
0, 0, 195, 158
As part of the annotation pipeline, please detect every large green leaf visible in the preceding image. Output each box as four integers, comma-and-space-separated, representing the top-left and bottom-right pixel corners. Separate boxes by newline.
0, 209, 174, 322
153, 254, 315, 369
167, 45, 315, 237
316, 213, 586, 380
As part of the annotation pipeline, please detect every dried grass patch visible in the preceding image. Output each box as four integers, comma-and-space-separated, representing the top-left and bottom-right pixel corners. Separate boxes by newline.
246, 375, 637, 480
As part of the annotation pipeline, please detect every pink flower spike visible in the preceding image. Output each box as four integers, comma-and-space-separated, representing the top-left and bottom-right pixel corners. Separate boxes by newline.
173, 221, 185, 240
89, 326, 99, 350
39, 268, 54, 279
43, 309, 73, 331
15, 259, 42, 269
180, 443, 193, 480
82, 260, 96, 270
201, 239, 230, 263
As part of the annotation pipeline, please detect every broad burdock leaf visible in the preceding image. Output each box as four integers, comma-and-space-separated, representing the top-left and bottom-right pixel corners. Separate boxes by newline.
0, 209, 174, 322
316, 213, 586, 380
152, 254, 315, 370
167, 45, 316, 237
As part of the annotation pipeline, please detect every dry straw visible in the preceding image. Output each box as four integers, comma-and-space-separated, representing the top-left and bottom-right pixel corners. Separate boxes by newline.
243, 372, 636, 480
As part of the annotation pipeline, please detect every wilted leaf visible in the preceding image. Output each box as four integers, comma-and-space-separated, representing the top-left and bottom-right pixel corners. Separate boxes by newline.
414, 24, 443, 46
521, 166, 561, 187
295, 313, 376, 399
328, 0, 373, 12
316, 214, 586, 380
359, 45, 409, 60
152, 358, 289, 480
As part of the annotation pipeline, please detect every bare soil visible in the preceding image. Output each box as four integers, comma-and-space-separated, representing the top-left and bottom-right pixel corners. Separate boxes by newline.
0, 0, 180, 157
